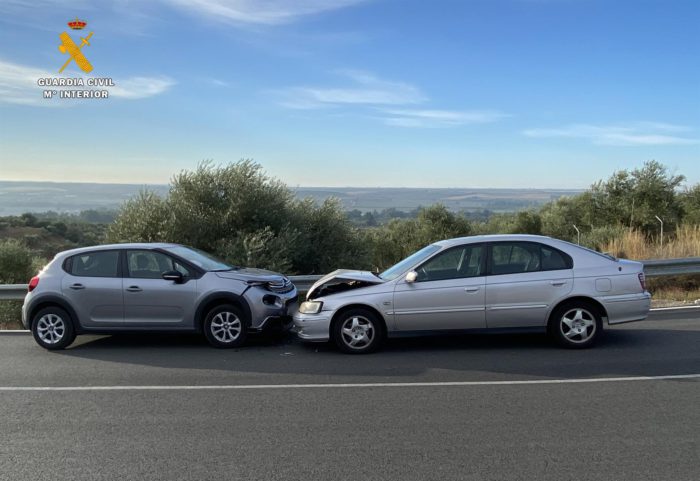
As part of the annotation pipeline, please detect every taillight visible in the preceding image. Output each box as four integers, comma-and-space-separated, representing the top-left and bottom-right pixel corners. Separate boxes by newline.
28, 276, 39, 292
638, 272, 646, 291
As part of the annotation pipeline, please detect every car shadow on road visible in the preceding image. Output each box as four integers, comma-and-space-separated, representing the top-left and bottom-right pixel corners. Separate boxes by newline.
52, 321, 700, 382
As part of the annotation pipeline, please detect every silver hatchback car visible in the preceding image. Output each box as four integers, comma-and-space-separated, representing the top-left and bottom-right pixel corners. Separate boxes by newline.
294, 235, 651, 353
22, 243, 298, 350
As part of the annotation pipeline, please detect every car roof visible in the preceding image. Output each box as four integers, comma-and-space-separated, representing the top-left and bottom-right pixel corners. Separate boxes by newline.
434, 234, 562, 248
55, 242, 182, 258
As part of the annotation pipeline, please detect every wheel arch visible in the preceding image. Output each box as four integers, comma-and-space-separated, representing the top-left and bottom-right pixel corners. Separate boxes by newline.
548, 296, 608, 327
330, 303, 388, 337
26, 296, 80, 331
194, 292, 252, 331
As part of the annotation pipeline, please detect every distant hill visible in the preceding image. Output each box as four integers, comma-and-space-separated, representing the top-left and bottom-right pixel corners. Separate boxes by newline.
0, 181, 581, 216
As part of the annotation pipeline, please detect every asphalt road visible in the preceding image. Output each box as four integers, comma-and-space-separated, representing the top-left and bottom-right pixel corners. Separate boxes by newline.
1, 308, 698, 481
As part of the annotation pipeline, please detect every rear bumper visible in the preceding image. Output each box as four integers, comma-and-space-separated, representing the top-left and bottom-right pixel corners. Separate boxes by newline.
21, 299, 29, 329
598, 292, 652, 325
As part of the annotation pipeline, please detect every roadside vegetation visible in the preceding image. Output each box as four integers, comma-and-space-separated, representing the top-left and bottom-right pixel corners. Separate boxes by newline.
1, 159, 698, 328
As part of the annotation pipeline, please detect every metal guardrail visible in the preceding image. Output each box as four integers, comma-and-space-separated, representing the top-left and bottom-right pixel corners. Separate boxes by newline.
640, 258, 700, 277
0, 284, 28, 301
0, 276, 324, 301
1, 258, 699, 301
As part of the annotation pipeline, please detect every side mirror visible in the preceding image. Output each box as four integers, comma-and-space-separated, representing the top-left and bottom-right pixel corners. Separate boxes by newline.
162, 270, 184, 283
405, 271, 418, 283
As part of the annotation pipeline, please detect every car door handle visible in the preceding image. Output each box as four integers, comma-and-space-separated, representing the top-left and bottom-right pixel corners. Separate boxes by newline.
126, 286, 142, 292
465, 287, 481, 293
69, 283, 85, 290
550, 281, 567, 287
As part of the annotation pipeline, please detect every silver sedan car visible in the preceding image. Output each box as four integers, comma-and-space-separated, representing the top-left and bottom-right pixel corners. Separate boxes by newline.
294, 235, 651, 353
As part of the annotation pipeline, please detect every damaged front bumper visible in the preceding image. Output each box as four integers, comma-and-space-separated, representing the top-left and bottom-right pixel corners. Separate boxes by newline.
293, 311, 332, 342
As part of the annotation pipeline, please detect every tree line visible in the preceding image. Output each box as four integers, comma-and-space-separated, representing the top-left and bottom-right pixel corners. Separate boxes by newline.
1, 159, 698, 282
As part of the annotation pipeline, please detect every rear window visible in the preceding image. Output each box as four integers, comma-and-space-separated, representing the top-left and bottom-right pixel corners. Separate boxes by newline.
541, 246, 572, 270
488, 242, 572, 275
65, 250, 120, 278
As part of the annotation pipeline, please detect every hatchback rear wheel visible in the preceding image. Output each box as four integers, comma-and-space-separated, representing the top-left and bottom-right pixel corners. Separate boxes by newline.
31, 306, 76, 350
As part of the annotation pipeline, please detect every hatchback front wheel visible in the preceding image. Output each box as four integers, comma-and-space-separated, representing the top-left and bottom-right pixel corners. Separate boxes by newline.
203, 304, 248, 348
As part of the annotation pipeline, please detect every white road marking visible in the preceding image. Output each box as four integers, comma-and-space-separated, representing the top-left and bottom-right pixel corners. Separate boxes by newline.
0, 374, 698, 391
649, 305, 700, 311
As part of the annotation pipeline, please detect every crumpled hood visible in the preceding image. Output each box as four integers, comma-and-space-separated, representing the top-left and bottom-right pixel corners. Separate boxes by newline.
307, 269, 384, 299
215, 268, 287, 284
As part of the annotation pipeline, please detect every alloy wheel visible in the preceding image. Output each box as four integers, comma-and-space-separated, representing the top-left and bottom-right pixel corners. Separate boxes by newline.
36, 314, 66, 345
560, 308, 596, 344
210, 311, 242, 343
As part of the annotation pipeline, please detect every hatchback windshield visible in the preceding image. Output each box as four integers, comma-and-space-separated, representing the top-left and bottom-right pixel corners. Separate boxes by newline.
164, 246, 233, 271
380, 244, 441, 280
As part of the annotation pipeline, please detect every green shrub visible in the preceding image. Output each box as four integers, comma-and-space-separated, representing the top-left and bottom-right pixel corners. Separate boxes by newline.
0, 300, 22, 330
0, 239, 40, 284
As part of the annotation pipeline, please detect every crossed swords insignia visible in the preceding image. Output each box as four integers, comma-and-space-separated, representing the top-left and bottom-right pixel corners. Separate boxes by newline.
58, 31, 94, 73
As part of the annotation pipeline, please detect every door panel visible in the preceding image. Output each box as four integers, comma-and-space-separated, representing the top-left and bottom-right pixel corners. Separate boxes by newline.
485, 271, 572, 327
485, 242, 573, 328
61, 250, 124, 326
392, 244, 486, 331
123, 278, 198, 325
123, 250, 198, 326
393, 277, 486, 330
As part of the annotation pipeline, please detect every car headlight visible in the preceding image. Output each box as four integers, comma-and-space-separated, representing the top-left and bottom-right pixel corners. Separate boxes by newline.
299, 301, 323, 314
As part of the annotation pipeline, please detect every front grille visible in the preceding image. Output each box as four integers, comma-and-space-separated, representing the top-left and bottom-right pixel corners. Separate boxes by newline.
268, 278, 294, 294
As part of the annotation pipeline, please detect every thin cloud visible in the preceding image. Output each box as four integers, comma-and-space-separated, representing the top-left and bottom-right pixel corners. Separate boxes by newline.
109, 77, 175, 99
278, 70, 426, 109
0, 59, 174, 105
162, 0, 368, 25
523, 123, 698, 146
382, 109, 510, 128
276, 70, 509, 128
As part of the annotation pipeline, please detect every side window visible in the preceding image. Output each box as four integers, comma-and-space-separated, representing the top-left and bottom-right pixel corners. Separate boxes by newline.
127, 250, 190, 279
69, 251, 119, 278
416, 245, 483, 281
490, 243, 541, 275
541, 246, 572, 271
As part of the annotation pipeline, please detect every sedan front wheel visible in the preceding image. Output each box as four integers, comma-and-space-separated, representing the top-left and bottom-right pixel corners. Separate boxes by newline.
332, 308, 385, 354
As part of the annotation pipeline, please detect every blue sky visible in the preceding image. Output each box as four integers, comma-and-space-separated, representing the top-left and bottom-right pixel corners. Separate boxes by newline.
0, 0, 698, 188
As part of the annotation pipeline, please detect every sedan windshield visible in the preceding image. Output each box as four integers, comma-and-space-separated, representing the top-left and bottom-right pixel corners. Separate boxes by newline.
164, 246, 234, 271
380, 244, 441, 281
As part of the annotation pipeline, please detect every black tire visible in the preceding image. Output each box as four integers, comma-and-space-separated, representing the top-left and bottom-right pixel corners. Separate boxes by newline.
31, 306, 76, 350
203, 304, 248, 348
548, 301, 603, 349
332, 308, 385, 354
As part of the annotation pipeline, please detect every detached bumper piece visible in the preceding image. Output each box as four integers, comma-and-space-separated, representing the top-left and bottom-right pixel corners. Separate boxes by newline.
249, 315, 294, 334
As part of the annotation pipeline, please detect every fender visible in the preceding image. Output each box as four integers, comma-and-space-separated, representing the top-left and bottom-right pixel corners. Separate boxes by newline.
194, 291, 253, 331
26, 294, 82, 332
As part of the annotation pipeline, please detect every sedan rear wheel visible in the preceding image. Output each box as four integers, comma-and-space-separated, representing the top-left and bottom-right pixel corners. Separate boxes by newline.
549, 302, 602, 349
332, 308, 384, 354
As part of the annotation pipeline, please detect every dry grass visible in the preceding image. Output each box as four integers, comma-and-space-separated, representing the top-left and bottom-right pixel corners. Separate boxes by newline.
602, 225, 700, 260
650, 286, 700, 307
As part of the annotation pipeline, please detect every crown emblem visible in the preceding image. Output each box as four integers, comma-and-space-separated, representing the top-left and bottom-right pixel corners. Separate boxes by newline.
67, 18, 87, 30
